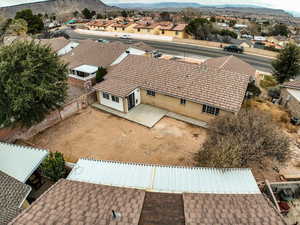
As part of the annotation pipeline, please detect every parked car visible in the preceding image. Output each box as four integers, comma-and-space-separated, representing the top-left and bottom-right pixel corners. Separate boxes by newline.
96, 39, 110, 43
120, 34, 131, 39
223, 45, 244, 53
153, 51, 162, 58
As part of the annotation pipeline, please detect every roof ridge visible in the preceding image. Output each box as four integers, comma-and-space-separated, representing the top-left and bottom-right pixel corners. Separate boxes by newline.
219, 55, 233, 69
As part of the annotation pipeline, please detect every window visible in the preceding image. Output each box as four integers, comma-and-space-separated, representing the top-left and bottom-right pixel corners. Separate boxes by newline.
162, 30, 165, 35
180, 99, 186, 105
147, 90, 156, 96
202, 105, 220, 116
114, 27, 117, 31
175, 31, 179, 35
122, 27, 125, 31
102, 92, 109, 100
137, 28, 141, 32
147, 29, 150, 32
111, 95, 119, 103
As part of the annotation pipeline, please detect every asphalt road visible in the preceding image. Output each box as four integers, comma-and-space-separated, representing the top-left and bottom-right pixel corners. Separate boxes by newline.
66, 29, 273, 73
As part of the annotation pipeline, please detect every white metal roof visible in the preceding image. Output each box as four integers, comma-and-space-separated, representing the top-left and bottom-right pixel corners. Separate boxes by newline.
287, 88, 300, 102
67, 159, 261, 194
0, 142, 48, 183
73, 65, 98, 74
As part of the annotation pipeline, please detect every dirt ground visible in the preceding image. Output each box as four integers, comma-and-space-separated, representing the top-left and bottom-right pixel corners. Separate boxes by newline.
27, 107, 206, 166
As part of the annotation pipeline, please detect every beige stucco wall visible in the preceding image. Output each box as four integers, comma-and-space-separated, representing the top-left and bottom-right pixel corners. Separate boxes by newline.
140, 89, 232, 122
281, 88, 300, 118
160, 30, 188, 39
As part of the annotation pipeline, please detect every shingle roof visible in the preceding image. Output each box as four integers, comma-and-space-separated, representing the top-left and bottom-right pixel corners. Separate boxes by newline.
0, 171, 31, 225
205, 55, 256, 78
95, 79, 138, 97
9, 179, 145, 225
94, 55, 250, 112
282, 80, 300, 90
38, 37, 70, 52
183, 193, 286, 225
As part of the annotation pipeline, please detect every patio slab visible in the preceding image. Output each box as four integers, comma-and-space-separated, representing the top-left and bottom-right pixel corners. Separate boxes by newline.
92, 103, 168, 128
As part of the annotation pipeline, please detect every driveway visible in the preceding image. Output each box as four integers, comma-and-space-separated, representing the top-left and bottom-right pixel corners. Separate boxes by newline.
27, 107, 207, 166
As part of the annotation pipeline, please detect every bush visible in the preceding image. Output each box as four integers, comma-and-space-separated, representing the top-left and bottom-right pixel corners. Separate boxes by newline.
246, 81, 261, 98
268, 86, 281, 99
96, 67, 107, 83
260, 75, 278, 89
196, 109, 291, 168
40, 152, 67, 182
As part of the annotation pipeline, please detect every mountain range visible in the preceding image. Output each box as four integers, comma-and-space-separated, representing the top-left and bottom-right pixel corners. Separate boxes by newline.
0, 0, 115, 18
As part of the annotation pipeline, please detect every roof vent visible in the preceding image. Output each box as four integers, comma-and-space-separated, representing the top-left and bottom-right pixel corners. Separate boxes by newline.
111, 210, 121, 221
126, 50, 130, 54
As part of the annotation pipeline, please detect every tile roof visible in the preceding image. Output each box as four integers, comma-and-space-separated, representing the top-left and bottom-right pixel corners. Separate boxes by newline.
0, 171, 31, 225
138, 192, 185, 225
61, 40, 129, 69
205, 55, 256, 78
172, 24, 187, 31
95, 79, 138, 97
9, 179, 145, 225
94, 55, 250, 112
38, 37, 70, 52
134, 22, 159, 29
183, 193, 287, 225
282, 80, 300, 90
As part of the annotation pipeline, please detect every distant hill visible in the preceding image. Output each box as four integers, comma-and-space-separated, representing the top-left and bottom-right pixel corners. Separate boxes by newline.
0, 0, 116, 18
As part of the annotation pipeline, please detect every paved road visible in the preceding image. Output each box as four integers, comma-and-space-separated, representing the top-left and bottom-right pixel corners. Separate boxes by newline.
66, 29, 273, 73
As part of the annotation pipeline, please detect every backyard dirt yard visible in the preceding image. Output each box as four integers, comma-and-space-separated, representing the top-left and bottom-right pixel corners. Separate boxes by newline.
27, 107, 206, 166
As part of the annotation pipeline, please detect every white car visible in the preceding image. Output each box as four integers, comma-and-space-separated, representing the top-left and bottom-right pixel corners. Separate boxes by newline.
120, 34, 131, 39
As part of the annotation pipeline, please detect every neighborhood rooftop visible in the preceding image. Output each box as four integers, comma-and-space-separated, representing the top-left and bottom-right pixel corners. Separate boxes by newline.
0, 142, 48, 183
67, 159, 260, 194
94, 55, 250, 112
0, 171, 31, 225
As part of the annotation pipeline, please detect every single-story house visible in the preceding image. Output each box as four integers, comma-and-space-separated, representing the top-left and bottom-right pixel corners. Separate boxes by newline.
280, 80, 300, 118
133, 22, 161, 35
8, 159, 287, 225
230, 39, 254, 48
0, 171, 31, 225
159, 23, 188, 39
60, 40, 154, 88
94, 55, 253, 122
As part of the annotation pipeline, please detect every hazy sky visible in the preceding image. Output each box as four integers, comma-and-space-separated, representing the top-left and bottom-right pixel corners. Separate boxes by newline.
0, 0, 299, 13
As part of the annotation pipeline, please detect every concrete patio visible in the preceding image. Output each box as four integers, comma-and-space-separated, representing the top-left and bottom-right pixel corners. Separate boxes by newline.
92, 103, 168, 128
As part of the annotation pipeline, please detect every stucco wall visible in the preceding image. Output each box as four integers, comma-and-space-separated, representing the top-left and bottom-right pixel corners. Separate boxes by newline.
281, 88, 300, 118
160, 30, 187, 39
123, 88, 141, 113
98, 91, 125, 112
140, 89, 232, 122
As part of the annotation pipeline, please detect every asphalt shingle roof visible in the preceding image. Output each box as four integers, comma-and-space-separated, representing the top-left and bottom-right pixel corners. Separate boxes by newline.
0, 171, 31, 225
94, 55, 250, 112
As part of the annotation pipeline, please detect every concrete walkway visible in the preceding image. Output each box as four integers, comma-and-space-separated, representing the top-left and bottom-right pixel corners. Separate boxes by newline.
166, 112, 208, 128
92, 103, 168, 128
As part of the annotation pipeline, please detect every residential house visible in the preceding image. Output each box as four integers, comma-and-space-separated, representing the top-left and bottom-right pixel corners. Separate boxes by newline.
280, 80, 300, 118
8, 159, 287, 225
87, 19, 114, 31
94, 55, 253, 122
159, 23, 188, 39
267, 35, 289, 47
0, 171, 31, 225
60, 40, 153, 88
110, 22, 136, 33
133, 22, 161, 35
230, 39, 254, 48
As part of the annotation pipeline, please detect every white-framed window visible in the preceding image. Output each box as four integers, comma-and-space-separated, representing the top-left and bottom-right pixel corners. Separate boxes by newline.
111, 95, 119, 103
180, 99, 186, 105
202, 105, 220, 116
102, 92, 109, 100
147, 90, 156, 96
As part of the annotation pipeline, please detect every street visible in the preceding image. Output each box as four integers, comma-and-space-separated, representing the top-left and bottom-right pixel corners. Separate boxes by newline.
66, 29, 273, 73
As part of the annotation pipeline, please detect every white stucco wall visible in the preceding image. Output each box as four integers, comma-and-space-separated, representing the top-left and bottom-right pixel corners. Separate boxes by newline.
99, 92, 124, 112
129, 88, 141, 106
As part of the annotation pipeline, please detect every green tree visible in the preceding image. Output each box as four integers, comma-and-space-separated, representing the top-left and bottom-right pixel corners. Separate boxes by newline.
272, 43, 300, 83
246, 80, 261, 98
218, 29, 238, 39
271, 24, 289, 36
15, 9, 44, 34
96, 67, 107, 83
81, 8, 93, 19
210, 16, 216, 23
40, 152, 67, 182
196, 109, 290, 168
185, 18, 213, 40
160, 11, 171, 21
0, 41, 68, 127
121, 10, 128, 18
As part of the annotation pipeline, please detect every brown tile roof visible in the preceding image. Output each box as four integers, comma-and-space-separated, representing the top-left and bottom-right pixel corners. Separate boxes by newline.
9, 179, 145, 225
205, 55, 256, 78
138, 192, 185, 225
183, 193, 287, 225
282, 80, 300, 90
61, 40, 129, 69
95, 79, 138, 97
0, 171, 31, 225
94, 55, 250, 112
111, 22, 134, 28
38, 37, 70, 52
134, 22, 159, 29
159, 22, 174, 30
172, 24, 187, 31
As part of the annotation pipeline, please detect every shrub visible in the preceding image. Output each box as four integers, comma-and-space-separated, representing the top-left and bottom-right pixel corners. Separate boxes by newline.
268, 86, 281, 99
196, 109, 291, 168
96, 67, 107, 83
40, 152, 67, 182
246, 81, 261, 98
260, 75, 278, 89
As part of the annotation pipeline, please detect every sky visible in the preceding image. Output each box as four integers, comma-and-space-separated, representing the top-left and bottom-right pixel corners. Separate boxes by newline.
0, 0, 299, 14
